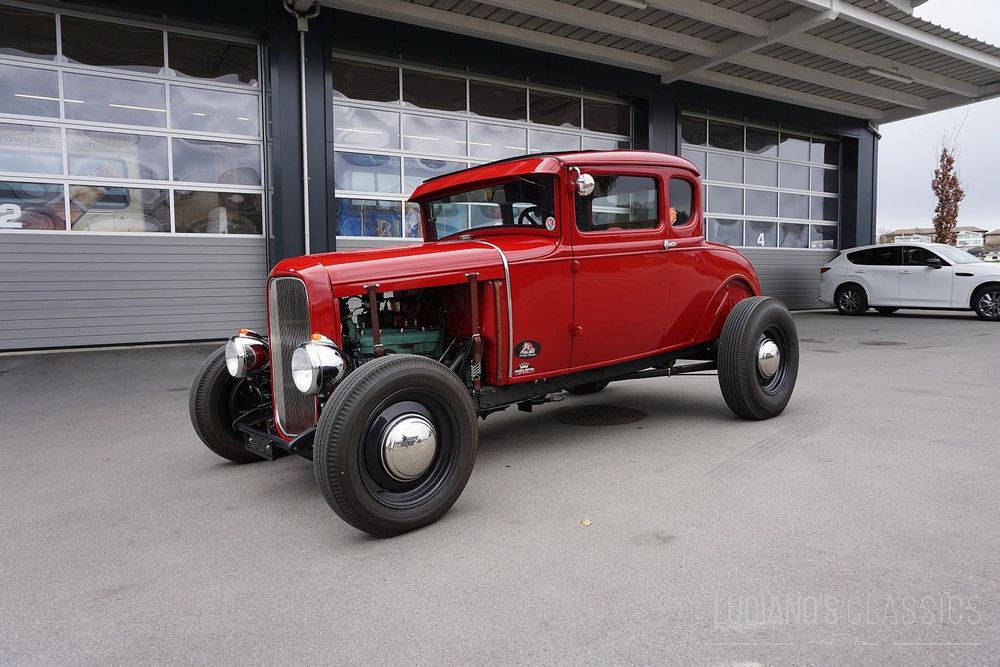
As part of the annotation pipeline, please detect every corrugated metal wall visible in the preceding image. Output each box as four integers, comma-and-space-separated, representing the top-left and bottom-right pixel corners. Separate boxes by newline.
0, 233, 267, 351
742, 248, 838, 310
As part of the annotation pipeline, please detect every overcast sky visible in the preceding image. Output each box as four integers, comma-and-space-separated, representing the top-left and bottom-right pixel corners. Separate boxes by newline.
876, 0, 1000, 235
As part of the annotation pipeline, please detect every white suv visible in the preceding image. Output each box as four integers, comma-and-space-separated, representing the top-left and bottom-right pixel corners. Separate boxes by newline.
819, 242, 1000, 321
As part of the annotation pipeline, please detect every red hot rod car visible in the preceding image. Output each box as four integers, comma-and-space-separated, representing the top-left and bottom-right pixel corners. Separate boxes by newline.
190, 150, 799, 536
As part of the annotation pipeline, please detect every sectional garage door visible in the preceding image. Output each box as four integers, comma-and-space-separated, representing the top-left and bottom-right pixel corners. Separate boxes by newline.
0, 4, 266, 350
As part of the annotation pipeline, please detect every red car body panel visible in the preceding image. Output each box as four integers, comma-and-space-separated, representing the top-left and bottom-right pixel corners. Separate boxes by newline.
267, 151, 760, 439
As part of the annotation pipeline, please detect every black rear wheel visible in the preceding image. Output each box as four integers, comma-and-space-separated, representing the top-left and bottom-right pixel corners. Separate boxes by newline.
189, 346, 264, 463
313, 355, 478, 537
835, 284, 868, 315
717, 297, 799, 420
973, 285, 1000, 321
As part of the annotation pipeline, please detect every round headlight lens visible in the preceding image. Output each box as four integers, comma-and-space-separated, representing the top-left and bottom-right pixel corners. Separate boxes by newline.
225, 338, 244, 377
291, 345, 319, 394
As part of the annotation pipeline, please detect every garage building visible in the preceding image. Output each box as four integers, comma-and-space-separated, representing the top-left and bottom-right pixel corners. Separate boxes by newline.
2, 0, 999, 350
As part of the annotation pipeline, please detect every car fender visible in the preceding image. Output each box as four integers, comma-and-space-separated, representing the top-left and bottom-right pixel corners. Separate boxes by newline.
693, 275, 759, 344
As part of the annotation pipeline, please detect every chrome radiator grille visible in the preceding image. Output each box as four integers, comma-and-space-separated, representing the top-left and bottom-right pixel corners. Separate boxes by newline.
268, 277, 315, 435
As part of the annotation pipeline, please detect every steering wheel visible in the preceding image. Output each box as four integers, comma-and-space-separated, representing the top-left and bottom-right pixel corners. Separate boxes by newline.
516, 206, 549, 226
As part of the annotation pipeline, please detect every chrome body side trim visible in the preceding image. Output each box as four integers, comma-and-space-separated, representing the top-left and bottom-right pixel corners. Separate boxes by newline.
469, 240, 515, 379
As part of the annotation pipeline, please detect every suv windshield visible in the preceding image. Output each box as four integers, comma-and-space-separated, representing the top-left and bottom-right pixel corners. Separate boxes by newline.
423, 175, 555, 240
932, 244, 980, 265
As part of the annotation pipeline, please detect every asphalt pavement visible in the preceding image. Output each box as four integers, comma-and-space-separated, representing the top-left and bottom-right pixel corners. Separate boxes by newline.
1, 309, 998, 665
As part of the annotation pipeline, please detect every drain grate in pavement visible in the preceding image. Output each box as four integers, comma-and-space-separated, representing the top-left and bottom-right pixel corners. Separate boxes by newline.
859, 340, 906, 346
549, 404, 647, 426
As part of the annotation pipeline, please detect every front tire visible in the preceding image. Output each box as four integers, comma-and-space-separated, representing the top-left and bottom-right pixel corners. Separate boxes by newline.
973, 285, 1000, 321
189, 346, 263, 464
835, 284, 868, 315
313, 355, 478, 537
717, 297, 799, 420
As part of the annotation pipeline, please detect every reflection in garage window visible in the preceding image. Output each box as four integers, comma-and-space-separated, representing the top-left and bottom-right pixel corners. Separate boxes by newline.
706, 218, 743, 245
0, 123, 63, 175
172, 138, 261, 186
67, 130, 168, 182
0, 6, 56, 60
334, 198, 401, 238
0, 181, 64, 231
69, 184, 170, 233
173, 191, 262, 234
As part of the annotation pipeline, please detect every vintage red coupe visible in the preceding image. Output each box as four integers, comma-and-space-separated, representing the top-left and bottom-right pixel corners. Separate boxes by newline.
190, 150, 799, 536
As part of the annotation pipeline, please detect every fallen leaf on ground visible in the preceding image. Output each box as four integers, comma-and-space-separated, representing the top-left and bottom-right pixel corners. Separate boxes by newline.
580, 518, 592, 527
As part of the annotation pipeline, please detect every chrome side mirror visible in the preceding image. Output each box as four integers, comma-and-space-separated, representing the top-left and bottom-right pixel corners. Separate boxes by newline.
575, 172, 596, 197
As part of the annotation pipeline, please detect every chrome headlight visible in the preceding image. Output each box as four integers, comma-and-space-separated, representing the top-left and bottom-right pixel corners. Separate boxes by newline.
291, 334, 348, 395
225, 329, 269, 378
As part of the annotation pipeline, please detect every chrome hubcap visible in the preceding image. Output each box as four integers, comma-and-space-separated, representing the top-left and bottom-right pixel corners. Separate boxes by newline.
839, 289, 861, 312
757, 338, 781, 379
380, 414, 437, 482
981, 291, 1000, 318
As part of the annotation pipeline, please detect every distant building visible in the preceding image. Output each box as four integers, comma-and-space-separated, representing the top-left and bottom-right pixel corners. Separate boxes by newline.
879, 226, 988, 247
985, 229, 1000, 247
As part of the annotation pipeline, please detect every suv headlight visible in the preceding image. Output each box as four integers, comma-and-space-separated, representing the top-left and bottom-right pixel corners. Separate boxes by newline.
291, 334, 348, 395
225, 329, 269, 378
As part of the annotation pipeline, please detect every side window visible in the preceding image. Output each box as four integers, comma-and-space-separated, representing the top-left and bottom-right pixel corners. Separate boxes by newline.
902, 246, 947, 266
576, 175, 658, 232
668, 178, 694, 226
860, 246, 898, 266
846, 249, 868, 265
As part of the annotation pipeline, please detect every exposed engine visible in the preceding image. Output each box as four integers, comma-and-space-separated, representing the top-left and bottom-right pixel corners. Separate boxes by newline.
339, 287, 471, 376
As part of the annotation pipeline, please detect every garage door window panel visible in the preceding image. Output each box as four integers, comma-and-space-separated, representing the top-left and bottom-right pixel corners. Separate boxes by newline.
0, 6, 56, 61
403, 114, 466, 157
334, 198, 401, 238
810, 225, 837, 250
469, 81, 525, 121
69, 184, 170, 233
67, 130, 169, 182
403, 157, 465, 194
747, 220, 777, 248
0, 64, 60, 118
173, 190, 262, 234
403, 70, 466, 112
64, 73, 167, 128
169, 86, 259, 137
333, 59, 399, 103
0, 123, 63, 175
168, 33, 258, 86
468, 122, 525, 160
0, 180, 65, 231
172, 138, 261, 186
333, 105, 400, 150
61, 16, 163, 74
707, 217, 743, 245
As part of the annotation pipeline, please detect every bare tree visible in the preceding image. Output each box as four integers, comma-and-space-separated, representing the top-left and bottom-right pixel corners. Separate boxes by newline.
930, 147, 965, 245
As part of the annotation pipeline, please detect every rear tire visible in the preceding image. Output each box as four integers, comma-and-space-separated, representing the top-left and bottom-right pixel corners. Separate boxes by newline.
566, 381, 609, 395
972, 284, 1000, 321
835, 284, 868, 315
313, 355, 478, 537
874, 307, 899, 315
717, 297, 799, 420
189, 346, 263, 464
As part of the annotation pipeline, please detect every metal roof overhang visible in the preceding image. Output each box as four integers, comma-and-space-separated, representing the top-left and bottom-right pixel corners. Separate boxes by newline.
321, 0, 1000, 125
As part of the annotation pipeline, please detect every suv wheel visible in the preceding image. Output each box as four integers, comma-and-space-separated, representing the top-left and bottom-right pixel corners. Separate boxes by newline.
313, 355, 477, 537
835, 284, 868, 315
717, 297, 799, 420
973, 285, 1000, 321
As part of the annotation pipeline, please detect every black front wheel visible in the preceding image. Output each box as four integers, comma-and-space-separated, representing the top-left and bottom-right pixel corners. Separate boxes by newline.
189, 346, 264, 464
717, 297, 799, 420
973, 285, 1000, 321
313, 355, 478, 537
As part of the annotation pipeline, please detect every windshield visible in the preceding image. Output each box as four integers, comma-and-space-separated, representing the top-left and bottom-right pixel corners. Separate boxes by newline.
423, 175, 555, 240
933, 245, 980, 265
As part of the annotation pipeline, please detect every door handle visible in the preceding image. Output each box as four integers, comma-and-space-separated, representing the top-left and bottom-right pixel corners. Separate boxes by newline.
855, 269, 865, 274
664, 240, 678, 249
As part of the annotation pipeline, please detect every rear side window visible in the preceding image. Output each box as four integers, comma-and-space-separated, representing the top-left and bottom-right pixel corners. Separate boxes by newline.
848, 246, 897, 265
576, 175, 658, 232
668, 178, 694, 226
